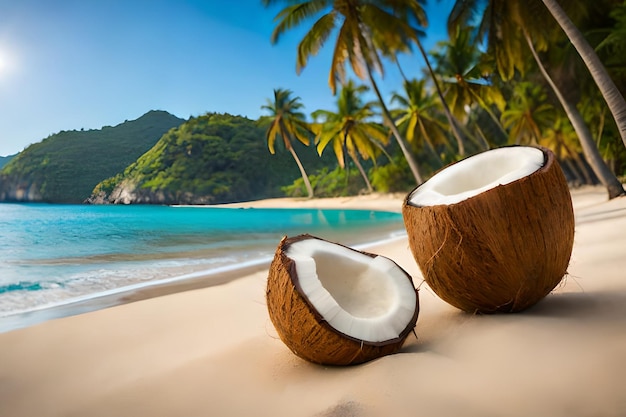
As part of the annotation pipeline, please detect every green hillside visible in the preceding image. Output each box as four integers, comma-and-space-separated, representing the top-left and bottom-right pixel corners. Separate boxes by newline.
91, 113, 336, 204
0, 110, 184, 203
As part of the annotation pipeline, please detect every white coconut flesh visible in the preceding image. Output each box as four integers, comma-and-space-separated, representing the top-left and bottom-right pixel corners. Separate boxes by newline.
285, 238, 417, 343
409, 146, 545, 206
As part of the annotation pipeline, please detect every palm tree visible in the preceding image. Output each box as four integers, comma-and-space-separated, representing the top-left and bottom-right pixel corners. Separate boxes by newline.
521, 25, 626, 198
260, 88, 315, 198
431, 26, 507, 138
413, 35, 468, 157
500, 82, 555, 145
368, 5, 468, 157
262, 0, 426, 184
391, 78, 451, 166
448, 1, 528, 81
541, 115, 595, 185
595, 2, 626, 86
449, 0, 625, 198
580, 92, 626, 176
311, 80, 390, 193
540, 0, 626, 150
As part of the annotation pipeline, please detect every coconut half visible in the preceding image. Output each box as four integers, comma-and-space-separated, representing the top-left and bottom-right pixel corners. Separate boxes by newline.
402, 146, 575, 313
266, 234, 419, 366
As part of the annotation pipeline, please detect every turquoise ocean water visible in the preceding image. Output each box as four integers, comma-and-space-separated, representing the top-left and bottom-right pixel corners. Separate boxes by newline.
0, 203, 405, 329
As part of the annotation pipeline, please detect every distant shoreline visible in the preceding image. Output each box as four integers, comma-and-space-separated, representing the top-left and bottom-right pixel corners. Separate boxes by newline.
0, 194, 408, 333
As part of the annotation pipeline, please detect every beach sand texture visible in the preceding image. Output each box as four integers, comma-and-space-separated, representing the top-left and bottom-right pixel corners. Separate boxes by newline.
0, 186, 625, 417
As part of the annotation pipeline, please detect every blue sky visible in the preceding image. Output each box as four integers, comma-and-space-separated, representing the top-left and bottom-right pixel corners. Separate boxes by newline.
0, 0, 453, 156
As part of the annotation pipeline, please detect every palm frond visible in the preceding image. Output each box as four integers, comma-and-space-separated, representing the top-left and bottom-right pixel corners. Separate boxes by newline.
329, 24, 351, 93
266, 119, 281, 154
271, 1, 332, 44
297, 12, 337, 73
448, 0, 486, 37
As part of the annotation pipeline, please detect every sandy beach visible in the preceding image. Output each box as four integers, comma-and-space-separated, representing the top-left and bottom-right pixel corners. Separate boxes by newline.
0, 186, 625, 417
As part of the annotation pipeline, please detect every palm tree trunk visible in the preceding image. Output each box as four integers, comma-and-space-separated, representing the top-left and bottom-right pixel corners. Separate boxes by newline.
595, 106, 607, 147
562, 156, 585, 186
288, 147, 314, 198
468, 89, 509, 139
562, 143, 594, 185
458, 117, 489, 150
395, 60, 409, 84
572, 152, 596, 185
416, 118, 445, 165
474, 124, 493, 151
540, 0, 626, 149
524, 31, 625, 199
342, 132, 370, 192
350, 154, 373, 193
415, 39, 466, 156
366, 70, 423, 184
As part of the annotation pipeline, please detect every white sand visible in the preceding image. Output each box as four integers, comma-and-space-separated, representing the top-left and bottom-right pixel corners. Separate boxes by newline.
0, 186, 625, 417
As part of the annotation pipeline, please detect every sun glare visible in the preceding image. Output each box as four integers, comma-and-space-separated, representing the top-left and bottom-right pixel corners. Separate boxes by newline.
0, 46, 15, 76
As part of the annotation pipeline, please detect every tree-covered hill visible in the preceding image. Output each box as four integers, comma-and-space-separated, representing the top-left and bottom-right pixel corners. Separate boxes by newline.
0, 110, 185, 203
89, 113, 336, 205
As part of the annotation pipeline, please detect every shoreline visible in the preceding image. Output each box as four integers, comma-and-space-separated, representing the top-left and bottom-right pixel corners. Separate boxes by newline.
0, 194, 408, 333
0, 259, 271, 333
0, 232, 410, 333
214, 192, 408, 211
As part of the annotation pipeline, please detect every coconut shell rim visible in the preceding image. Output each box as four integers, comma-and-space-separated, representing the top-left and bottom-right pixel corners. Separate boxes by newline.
404, 145, 551, 209
279, 234, 420, 348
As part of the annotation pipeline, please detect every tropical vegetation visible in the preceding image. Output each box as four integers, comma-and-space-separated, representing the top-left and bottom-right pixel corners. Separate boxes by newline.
90, 113, 336, 204
263, 0, 626, 199
263, 0, 427, 184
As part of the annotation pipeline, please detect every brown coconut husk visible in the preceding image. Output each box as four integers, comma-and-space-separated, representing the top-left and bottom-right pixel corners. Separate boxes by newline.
266, 234, 419, 366
402, 146, 575, 313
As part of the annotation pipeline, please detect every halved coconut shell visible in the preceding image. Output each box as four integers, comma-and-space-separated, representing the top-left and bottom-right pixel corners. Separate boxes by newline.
266, 234, 419, 366
402, 146, 574, 313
